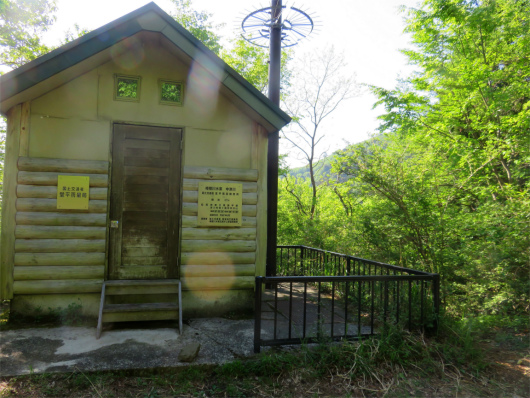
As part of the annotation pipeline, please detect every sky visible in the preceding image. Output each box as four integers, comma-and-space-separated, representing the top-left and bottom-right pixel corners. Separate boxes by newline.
42, 0, 421, 165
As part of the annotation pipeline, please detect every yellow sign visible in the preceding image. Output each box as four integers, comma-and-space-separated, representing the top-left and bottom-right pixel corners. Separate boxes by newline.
57, 175, 90, 210
198, 182, 242, 227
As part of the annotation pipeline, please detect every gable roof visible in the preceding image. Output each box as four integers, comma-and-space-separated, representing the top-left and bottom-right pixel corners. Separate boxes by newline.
0, 2, 290, 132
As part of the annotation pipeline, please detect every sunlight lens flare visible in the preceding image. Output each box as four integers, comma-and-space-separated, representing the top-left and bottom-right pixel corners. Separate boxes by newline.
183, 252, 236, 295
186, 53, 223, 120
110, 36, 145, 70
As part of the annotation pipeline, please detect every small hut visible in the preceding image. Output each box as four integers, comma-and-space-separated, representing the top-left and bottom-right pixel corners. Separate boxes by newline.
0, 2, 290, 325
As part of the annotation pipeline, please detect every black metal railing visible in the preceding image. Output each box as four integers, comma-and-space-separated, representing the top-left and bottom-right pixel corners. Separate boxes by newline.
254, 246, 440, 353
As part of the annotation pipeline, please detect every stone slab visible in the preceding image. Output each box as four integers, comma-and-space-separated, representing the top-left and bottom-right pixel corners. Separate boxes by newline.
0, 318, 254, 377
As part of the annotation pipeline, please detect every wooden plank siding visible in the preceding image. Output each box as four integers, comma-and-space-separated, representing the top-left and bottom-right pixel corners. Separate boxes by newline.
12, 156, 109, 295
17, 185, 108, 200
10, 155, 259, 294
180, 168, 259, 291
0, 105, 22, 300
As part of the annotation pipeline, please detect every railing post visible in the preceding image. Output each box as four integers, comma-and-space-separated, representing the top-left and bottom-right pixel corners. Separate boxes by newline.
254, 276, 263, 353
346, 256, 351, 275
384, 280, 389, 324
432, 273, 440, 333
317, 281, 322, 340
300, 246, 304, 275
420, 280, 425, 331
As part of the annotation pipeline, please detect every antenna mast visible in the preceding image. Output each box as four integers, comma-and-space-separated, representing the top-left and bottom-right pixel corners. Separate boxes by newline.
241, 1, 317, 277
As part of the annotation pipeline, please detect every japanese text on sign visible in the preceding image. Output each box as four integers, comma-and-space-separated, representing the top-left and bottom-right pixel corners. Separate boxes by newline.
198, 182, 242, 227
57, 175, 90, 210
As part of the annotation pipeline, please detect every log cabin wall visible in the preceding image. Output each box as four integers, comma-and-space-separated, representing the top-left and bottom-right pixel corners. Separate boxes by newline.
9, 159, 262, 317
9, 156, 109, 315
3, 33, 270, 318
180, 167, 259, 292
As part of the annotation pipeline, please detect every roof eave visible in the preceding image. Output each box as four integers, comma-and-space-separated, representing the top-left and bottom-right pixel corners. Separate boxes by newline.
0, 2, 291, 130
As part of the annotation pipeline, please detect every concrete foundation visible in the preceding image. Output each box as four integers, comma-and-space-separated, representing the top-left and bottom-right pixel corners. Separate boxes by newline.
9, 289, 255, 321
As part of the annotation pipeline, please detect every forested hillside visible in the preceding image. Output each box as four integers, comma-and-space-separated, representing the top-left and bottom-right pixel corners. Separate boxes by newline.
278, 0, 529, 318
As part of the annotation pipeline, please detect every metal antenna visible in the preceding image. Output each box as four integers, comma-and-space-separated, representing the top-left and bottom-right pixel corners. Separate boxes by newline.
241, 4, 316, 48
240, 1, 318, 101
240, 1, 318, 278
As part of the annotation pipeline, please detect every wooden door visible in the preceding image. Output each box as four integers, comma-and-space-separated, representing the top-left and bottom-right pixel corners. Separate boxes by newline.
109, 124, 182, 280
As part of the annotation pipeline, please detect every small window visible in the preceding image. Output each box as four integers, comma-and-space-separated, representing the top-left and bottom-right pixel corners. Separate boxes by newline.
114, 75, 141, 102
159, 79, 184, 106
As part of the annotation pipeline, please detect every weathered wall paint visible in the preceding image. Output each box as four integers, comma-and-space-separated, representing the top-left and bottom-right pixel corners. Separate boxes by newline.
184, 128, 252, 169
10, 290, 253, 320
11, 294, 103, 318
29, 39, 254, 169
28, 118, 111, 161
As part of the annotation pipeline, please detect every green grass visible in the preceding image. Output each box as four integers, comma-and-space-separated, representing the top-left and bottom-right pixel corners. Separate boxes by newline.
0, 314, 527, 397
